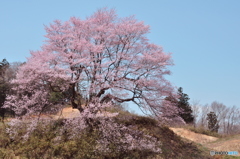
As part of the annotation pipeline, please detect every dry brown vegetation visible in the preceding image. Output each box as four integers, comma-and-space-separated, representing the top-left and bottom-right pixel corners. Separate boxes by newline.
2, 107, 239, 158
51, 107, 240, 158
55, 108, 240, 158
170, 126, 240, 158
169, 127, 218, 144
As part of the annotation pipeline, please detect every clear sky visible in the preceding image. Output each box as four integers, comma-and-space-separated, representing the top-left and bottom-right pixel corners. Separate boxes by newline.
1, 0, 240, 113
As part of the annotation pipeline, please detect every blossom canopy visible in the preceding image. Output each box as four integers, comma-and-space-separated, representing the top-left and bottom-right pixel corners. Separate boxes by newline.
5, 8, 175, 117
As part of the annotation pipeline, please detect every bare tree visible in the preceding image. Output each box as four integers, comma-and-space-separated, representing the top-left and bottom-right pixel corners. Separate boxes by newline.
208, 101, 240, 134
192, 100, 240, 135
4, 62, 22, 82
190, 100, 200, 128
225, 105, 240, 134
197, 104, 210, 129
210, 101, 228, 133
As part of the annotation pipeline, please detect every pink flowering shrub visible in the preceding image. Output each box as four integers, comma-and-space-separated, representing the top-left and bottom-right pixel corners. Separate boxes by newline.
158, 98, 186, 126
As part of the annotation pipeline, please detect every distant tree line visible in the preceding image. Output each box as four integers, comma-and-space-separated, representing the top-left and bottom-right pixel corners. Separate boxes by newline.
164, 87, 240, 135
191, 100, 240, 134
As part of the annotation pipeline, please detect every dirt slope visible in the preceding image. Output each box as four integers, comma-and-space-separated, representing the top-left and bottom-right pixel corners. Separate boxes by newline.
170, 127, 240, 157
169, 127, 218, 144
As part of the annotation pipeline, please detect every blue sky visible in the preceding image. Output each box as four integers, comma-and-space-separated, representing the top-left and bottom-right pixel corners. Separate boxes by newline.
1, 0, 240, 113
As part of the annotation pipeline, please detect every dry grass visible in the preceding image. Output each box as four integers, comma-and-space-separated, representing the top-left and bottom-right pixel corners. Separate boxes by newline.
204, 135, 240, 157
169, 127, 218, 144
170, 126, 240, 158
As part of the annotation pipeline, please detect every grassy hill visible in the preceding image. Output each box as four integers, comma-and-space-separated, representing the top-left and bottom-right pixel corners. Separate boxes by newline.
0, 107, 239, 159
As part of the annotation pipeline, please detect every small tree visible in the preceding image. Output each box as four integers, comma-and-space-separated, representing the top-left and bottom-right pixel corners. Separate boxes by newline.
207, 111, 219, 133
177, 87, 194, 124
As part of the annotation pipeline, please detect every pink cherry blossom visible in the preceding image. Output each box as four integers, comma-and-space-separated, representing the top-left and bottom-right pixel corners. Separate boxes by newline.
4, 8, 182, 153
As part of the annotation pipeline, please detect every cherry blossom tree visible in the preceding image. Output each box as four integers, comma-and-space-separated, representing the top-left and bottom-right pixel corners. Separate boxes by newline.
5, 8, 175, 118
4, 8, 178, 155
